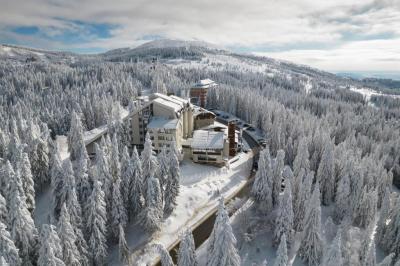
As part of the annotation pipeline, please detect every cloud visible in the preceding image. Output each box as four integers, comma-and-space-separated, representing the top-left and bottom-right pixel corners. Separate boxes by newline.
0, 0, 399, 70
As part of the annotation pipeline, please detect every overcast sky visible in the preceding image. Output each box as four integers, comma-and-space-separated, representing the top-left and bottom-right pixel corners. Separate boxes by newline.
1, 0, 400, 72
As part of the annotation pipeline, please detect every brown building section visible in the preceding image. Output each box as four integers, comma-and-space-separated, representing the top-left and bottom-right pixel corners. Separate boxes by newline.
190, 88, 208, 108
190, 79, 217, 108
228, 122, 236, 157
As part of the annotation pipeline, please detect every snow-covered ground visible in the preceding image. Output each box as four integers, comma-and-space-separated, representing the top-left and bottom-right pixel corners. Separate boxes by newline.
349, 86, 400, 101
107, 151, 253, 265
165, 53, 278, 75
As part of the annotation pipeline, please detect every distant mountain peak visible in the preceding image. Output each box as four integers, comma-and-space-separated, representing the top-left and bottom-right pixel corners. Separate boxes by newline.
134, 39, 222, 50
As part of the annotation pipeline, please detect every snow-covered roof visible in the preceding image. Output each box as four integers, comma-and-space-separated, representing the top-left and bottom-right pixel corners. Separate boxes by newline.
191, 130, 224, 150
152, 93, 188, 107
192, 79, 217, 89
147, 116, 179, 130
153, 97, 182, 113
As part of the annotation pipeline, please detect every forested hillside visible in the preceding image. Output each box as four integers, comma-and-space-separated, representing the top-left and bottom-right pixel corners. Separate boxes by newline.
0, 40, 399, 265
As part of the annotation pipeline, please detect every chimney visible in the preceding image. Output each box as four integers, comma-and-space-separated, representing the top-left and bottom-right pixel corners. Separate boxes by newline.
228, 122, 236, 157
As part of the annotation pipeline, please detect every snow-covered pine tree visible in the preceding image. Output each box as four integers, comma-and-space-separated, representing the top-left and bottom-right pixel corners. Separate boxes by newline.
294, 170, 312, 231
0, 256, 9, 266
67, 111, 86, 161
251, 147, 273, 213
298, 182, 323, 266
94, 143, 112, 207
38, 224, 64, 266
178, 229, 197, 266
334, 173, 351, 222
8, 184, 38, 265
323, 228, 343, 266
120, 146, 133, 210
141, 132, 159, 196
164, 149, 180, 215
74, 142, 91, 206
363, 240, 376, 266
85, 177, 108, 266
129, 146, 144, 218
273, 234, 288, 266
0, 221, 21, 266
376, 187, 390, 245
293, 137, 310, 177
4, 161, 24, 209
353, 188, 377, 229
272, 149, 285, 207
0, 193, 6, 225
57, 204, 81, 266
110, 173, 128, 241
50, 143, 64, 219
110, 135, 121, 185
32, 137, 50, 191
273, 182, 294, 247
139, 174, 163, 232
118, 224, 130, 265
157, 145, 170, 199
19, 152, 35, 216
382, 197, 400, 260
377, 253, 395, 266
206, 198, 240, 266
156, 244, 174, 266
316, 141, 334, 205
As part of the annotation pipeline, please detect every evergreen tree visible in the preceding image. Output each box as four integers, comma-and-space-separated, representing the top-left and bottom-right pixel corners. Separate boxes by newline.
120, 146, 133, 210
323, 229, 343, 266
363, 240, 376, 266
57, 204, 81, 266
139, 175, 163, 232
130, 146, 144, 218
50, 143, 64, 219
141, 132, 159, 196
273, 234, 288, 266
377, 253, 394, 266
19, 153, 35, 216
273, 182, 294, 247
67, 111, 86, 161
164, 150, 180, 215
110, 173, 128, 241
4, 161, 24, 209
118, 224, 130, 265
178, 229, 197, 266
0, 256, 9, 266
94, 143, 112, 208
293, 137, 310, 177
156, 244, 174, 266
74, 143, 91, 206
0, 221, 21, 266
298, 182, 323, 266
354, 188, 377, 229
251, 147, 273, 213
376, 187, 390, 245
32, 137, 50, 191
0, 193, 7, 225
334, 173, 351, 222
157, 145, 170, 199
8, 188, 38, 265
207, 198, 240, 266
272, 150, 285, 207
382, 197, 400, 260
317, 142, 334, 205
294, 171, 312, 231
85, 178, 108, 266
38, 224, 64, 266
